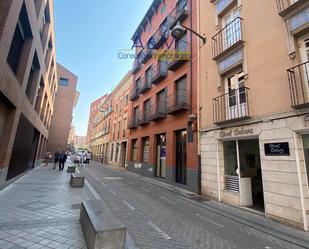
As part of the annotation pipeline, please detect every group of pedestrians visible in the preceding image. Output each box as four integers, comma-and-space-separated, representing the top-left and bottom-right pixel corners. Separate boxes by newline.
53, 149, 67, 171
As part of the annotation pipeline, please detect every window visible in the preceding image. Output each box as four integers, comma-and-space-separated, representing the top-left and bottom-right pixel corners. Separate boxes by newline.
7, 3, 33, 74
123, 118, 127, 137
131, 139, 138, 161
125, 94, 129, 106
157, 89, 167, 113
118, 121, 121, 139
175, 76, 187, 104
25, 52, 40, 103
59, 77, 69, 86
133, 106, 139, 124
145, 66, 152, 84
115, 143, 119, 162
161, 4, 167, 14
142, 137, 150, 163
143, 99, 151, 120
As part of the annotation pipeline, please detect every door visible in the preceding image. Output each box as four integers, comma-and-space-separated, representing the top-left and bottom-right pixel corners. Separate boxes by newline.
145, 67, 152, 85
225, 71, 247, 120
299, 34, 309, 100
222, 7, 241, 50
144, 99, 151, 121
157, 89, 166, 114
156, 134, 166, 178
121, 142, 127, 167
302, 135, 309, 191
176, 130, 187, 184
176, 76, 187, 105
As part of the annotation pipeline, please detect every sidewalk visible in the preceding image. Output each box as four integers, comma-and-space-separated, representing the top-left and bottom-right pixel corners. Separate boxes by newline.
0, 163, 93, 249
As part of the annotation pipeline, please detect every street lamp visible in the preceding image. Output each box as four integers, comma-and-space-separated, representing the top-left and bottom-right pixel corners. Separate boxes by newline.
171, 21, 206, 45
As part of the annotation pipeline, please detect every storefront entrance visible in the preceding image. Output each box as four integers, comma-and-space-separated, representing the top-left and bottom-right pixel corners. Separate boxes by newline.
156, 134, 166, 178
302, 135, 309, 189
223, 139, 264, 211
175, 130, 187, 184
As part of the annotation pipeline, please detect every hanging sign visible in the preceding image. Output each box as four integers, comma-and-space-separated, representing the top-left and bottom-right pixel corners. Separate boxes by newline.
264, 142, 290, 156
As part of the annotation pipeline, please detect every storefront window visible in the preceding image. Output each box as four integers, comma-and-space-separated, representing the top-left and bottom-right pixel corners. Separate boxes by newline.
142, 137, 150, 163
223, 141, 238, 176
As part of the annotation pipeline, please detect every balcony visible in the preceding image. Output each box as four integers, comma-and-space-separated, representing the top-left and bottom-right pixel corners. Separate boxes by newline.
137, 112, 150, 126
152, 61, 168, 84
140, 47, 152, 64
276, 0, 307, 16
127, 117, 138, 129
213, 87, 250, 125
139, 77, 152, 94
132, 58, 141, 74
212, 17, 244, 60
168, 41, 189, 71
152, 26, 169, 50
167, 90, 189, 114
129, 87, 139, 101
150, 102, 167, 121
169, 0, 189, 29
287, 61, 309, 108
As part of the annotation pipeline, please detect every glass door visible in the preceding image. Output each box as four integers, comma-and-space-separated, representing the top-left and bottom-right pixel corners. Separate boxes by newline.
156, 134, 166, 178
225, 70, 247, 120
222, 7, 241, 50
299, 34, 309, 101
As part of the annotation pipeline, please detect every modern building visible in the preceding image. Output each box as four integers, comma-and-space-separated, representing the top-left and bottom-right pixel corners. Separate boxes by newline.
108, 71, 131, 168
0, 0, 57, 186
127, 0, 199, 193
86, 94, 108, 147
46, 63, 79, 153
199, 0, 309, 230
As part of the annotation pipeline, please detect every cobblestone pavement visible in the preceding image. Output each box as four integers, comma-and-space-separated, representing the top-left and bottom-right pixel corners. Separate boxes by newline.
77, 161, 309, 249
0, 163, 92, 249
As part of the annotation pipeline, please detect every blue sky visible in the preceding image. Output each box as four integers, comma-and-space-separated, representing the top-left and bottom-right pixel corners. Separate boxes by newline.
54, 0, 152, 135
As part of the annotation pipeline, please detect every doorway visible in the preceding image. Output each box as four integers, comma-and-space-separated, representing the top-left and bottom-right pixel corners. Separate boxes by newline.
175, 130, 187, 184
298, 34, 309, 102
223, 139, 264, 211
121, 142, 127, 168
302, 135, 309, 189
155, 134, 166, 178
225, 70, 247, 121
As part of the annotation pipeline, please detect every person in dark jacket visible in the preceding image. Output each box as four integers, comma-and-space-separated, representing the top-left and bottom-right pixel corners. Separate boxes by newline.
59, 151, 67, 171
53, 149, 60, 170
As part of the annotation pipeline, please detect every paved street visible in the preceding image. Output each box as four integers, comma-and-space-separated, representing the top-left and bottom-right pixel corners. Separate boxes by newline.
77, 161, 309, 249
0, 164, 92, 249
0, 161, 309, 249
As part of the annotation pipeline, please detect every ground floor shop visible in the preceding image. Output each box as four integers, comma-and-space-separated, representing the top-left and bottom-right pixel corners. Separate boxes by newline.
109, 140, 127, 168
201, 113, 309, 230
126, 128, 199, 193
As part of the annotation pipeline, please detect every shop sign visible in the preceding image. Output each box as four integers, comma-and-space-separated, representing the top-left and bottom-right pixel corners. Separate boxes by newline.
219, 127, 254, 138
264, 143, 290, 156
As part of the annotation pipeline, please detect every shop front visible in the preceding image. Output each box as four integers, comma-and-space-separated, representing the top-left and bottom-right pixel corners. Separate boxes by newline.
201, 114, 309, 230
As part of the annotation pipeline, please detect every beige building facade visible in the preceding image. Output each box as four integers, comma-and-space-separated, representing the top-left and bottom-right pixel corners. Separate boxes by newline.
199, 0, 309, 230
0, 0, 57, 186
46, 63, 79, 153
108, 71, 131, 168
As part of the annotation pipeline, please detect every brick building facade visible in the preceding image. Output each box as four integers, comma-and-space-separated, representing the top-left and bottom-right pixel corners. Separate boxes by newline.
126, 0, 200, 193
46, 63, 79, 153
0, 0, 57, 186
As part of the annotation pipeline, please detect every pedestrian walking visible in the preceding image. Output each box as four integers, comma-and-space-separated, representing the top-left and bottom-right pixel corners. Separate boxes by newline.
53, 149, 60, 170
59, 151, 67, 171
44, 152, 50, 167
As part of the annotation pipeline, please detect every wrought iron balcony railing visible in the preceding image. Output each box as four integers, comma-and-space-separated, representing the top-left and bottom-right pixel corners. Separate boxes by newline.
169, 0, 189, 29
287, 61, 309, 108
129, 86, 139, 101
276, 0, 305, 16
212, 17, 244, 60
137, 111, 151, 126
139, 76, 152, 94
152, 26, 169, 50
152, 60, 168, 84
167, 90, 189, 114
150, 102, 167, 121
132, 58, 141, 74
213, 87, 250, 124
140, 47, 152, 64
127, 116, 138, 129
167, 40, 189, 71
